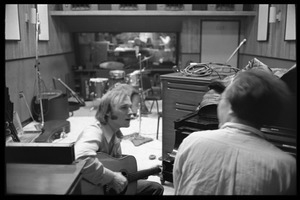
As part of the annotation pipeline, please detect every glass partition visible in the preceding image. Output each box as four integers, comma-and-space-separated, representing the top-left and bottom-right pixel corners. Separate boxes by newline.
75, 32, 178, 70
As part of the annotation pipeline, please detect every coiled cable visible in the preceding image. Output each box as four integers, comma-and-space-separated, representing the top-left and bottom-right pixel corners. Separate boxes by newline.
181, 62, 240, 79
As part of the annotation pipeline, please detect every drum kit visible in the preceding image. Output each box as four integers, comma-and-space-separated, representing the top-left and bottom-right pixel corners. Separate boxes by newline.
88, 55, 153, 106
104, 55, 153, 90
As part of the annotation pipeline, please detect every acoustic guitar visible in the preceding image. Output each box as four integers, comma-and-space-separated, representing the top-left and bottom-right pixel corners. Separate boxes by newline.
81, 152, 161, 195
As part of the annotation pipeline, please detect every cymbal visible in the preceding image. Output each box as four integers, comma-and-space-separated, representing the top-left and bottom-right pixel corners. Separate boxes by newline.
99, 61, 124, 70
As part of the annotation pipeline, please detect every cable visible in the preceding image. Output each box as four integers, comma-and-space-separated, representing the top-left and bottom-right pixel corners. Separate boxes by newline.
19, 92, 35, 122
180, 62, 240, 79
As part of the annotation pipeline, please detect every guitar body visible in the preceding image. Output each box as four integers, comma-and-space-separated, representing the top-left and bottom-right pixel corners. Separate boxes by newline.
81, 153, 137, 195
81, 153, 161, 195
98, 153, 138, 195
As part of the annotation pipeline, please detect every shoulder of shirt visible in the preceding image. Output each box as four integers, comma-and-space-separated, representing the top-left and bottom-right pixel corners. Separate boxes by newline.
189, 129, 221, 137
79, 122, 103, 140
182, 129, 219, 142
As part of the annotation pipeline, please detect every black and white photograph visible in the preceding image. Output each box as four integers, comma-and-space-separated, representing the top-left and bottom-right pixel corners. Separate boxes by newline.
5, 4, 296, 196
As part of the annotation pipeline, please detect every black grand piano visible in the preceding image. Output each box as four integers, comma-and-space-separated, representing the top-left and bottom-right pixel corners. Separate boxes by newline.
161, 67, 297, 184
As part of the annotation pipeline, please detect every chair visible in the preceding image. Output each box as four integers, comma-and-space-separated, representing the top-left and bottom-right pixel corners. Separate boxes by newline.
141, 74, 162, 114
141, 74, 162, 139
157, 111, 162, 140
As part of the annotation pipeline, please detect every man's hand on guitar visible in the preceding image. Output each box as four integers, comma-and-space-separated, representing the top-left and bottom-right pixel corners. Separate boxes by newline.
150, 164, 162, 176
107, 172, 128, 194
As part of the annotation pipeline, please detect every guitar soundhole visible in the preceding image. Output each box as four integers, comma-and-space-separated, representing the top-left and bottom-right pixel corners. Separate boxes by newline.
104, 171, 128, 195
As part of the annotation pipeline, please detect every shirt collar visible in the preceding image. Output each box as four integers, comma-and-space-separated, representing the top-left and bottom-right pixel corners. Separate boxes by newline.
97, 121, 119, 143
220, 122, 266, 139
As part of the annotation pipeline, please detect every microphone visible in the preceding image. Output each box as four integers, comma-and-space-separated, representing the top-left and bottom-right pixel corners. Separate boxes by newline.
225, 39, 247, 65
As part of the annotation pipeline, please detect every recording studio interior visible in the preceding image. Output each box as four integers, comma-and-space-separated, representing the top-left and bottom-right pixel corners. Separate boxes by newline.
5, 4, 297, 195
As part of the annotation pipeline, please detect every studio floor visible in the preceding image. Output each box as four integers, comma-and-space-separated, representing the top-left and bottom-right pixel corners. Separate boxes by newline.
55, 99, 175, 195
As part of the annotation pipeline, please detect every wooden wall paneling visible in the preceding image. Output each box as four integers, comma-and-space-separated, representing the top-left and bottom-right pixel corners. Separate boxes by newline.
6, 59, 37, 122
278, 5, 287, 58
201, 20, 240, 67
6, 5, 76, 123
241, 13, 257, 55
47, 4, 74, 54
5, 54, 75, 123
5, 4, 36, 60
180, 18, 200, 53
6, 4, 74, 60
239, 54, 296, 69
241, 4, 296, 61
38, 4, 73, 56
180, 53, 200, 68
289, 42, 296, 60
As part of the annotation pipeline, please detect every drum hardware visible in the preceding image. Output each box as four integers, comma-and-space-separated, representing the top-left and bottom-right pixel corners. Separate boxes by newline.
89, 78, 108, 99
140, 55, 153, 63
109, 70, 125, 79
108, 70, 126, 89
89, 78, 108, 110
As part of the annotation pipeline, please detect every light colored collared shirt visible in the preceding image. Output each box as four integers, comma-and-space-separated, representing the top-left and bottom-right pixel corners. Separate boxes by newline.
173, 122, 296, 195
74, 120, 122, 194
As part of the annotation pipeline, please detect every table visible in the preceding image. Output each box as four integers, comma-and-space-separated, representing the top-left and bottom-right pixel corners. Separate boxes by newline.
6, 160, 85, 195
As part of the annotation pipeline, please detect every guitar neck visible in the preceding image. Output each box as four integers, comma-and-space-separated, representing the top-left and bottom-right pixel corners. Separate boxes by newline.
126, 167, 161, 183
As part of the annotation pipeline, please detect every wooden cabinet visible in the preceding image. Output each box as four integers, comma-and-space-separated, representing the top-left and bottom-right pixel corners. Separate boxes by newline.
161, 73, 218, 157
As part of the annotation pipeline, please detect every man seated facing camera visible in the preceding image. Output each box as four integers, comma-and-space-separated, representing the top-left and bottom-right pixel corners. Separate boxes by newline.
173, 69, 296, 195
74, 84, 164, 195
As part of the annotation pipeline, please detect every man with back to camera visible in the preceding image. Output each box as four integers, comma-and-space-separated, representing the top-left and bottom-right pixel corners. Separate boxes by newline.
74, 85, 164, 195
173, 69, 296, 195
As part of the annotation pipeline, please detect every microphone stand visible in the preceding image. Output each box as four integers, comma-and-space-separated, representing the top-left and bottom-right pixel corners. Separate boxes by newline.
131, 53, 153, 145
135, 53, 143, 138
34, 11, 44, 130
225, 39, 247, 65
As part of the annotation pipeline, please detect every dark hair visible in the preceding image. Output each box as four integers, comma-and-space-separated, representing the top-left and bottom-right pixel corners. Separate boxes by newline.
208, 81, 226, 94
224, 69, 292, 127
